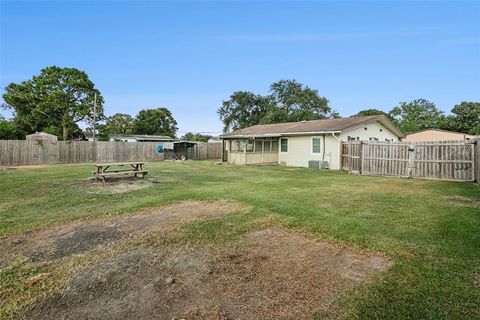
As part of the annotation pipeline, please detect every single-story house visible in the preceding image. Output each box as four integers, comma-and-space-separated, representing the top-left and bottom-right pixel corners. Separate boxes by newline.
403, 129, 475, 142
109, 134, 175, 148
219, 115, 404, 169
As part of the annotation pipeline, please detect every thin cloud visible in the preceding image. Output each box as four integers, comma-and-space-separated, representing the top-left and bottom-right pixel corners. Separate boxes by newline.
213, 30, 426, 42
440, 36, 480, 45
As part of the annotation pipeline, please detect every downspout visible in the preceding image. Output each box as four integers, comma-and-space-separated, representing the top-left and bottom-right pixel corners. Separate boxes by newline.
322, 134, 326, 162
331, 132, 341, 170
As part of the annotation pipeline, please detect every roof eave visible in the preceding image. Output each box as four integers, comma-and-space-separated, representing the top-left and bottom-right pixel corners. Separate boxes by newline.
220, 130, 342, 139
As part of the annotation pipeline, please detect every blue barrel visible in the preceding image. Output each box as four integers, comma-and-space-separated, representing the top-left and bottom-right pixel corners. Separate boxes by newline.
155, 144, 164, 153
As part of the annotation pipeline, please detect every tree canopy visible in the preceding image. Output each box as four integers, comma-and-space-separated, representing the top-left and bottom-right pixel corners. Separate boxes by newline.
133, 108, 177, 137
181, 132, 213, 142
218, 80, 337, 132
442, 102, 480, 135
389, 99, 445, 133
0, 116, 22, 140
352, 109, 388, 117
104, 113, 134, 135
2, 66, 104, 140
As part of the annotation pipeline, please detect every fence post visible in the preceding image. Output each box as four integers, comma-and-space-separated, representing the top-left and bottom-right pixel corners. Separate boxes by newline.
475, 138, 480, 183
407, 143, 415, 179
359, 141, 363, 175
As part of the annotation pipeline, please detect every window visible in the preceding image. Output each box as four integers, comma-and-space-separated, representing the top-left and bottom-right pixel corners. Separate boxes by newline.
264, 140, 271, 152
312, 137, 321, 153
369, 137, 379, 141
280, 138, 288, 152
254, 140, 262, 152
271, 140, 278, 152
246, 139, 254, 152
364, 127, 368, 130
379, 128, 383, 132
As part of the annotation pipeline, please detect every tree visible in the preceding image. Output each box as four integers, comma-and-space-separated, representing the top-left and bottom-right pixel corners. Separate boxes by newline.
133, 108, 177, 137
389, 99, 444, 133
2, 66, 104, 140
0, 116, 22, 140
104, 113, 134, 135
218, 80, 336, 132
352, 109, 388, 117
266, 79, 333, 123
181, 132, 212, 142
443, 102, 480, 135
218, 91, 271, 132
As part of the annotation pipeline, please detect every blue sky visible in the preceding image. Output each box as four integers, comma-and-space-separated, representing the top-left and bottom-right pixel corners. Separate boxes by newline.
1, 1, 479, 135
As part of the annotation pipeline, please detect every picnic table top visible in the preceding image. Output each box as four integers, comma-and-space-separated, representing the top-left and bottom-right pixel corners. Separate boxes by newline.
94, 161, 145, 167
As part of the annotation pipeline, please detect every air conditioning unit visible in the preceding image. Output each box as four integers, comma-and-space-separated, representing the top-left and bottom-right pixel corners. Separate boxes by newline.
308, 160, 329, 169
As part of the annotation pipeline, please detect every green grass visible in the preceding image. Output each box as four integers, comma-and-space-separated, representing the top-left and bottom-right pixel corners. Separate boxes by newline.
0, 161, 479, 319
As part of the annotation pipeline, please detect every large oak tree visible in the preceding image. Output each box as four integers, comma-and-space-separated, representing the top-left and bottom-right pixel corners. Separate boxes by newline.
218, 80, 337, 132
3, 66, 104, 140
133, 108, 177, 137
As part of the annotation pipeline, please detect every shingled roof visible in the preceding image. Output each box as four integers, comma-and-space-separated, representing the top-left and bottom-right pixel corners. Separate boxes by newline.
220, 115, 404, 138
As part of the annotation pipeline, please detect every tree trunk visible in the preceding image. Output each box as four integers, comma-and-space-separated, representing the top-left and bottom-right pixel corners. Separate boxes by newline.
63, 126, 69, 141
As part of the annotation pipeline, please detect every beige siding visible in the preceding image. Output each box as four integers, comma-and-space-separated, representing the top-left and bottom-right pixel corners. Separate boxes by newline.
278, 135, 341, 169
404, 130, 474, 142
227, 151, 278, 165
225, 121, 401, 170
339, 121, 399, 142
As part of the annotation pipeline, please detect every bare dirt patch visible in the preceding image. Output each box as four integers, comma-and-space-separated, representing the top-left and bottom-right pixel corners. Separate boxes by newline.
445, 196, 480, 209
28, 227, 392, 320
82, 176, 167, 194
0, 201, 238, 265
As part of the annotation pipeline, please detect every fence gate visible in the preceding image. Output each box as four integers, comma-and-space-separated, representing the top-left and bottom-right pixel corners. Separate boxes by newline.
361, 142, 411, 178
341, 140, 477, 182
411, 141, 475, 181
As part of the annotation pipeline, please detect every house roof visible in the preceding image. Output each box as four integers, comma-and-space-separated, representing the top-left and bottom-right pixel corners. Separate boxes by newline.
405, 128, 475, 138
26, 132, 57, 137
110, 134, 175, 141
220, 115, 404, 138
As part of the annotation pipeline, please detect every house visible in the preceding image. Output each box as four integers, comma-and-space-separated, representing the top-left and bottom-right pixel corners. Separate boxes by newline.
109, 134, 175, 143
404, 129, 475, 142
219, 115, 404, 169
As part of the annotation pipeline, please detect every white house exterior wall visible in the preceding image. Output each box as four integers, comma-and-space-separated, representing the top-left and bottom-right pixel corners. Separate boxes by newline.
278, 121, 399, 170
338, 121, 399, 142
278, 135, 341, 169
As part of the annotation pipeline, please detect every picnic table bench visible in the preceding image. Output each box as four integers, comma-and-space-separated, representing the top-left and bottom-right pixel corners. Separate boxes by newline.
93, 162, 148, 184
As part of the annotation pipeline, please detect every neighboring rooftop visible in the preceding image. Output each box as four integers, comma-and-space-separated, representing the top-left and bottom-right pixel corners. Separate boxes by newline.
26, 131, 58, 142
220, 115, 404, 138
110, 134, 175, 141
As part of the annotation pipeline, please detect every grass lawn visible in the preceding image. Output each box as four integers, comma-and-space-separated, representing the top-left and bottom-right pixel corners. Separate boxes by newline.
0, 161, 479, 319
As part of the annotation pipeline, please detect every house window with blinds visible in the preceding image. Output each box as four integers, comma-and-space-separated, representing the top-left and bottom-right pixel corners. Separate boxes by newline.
312, 137, 321, 154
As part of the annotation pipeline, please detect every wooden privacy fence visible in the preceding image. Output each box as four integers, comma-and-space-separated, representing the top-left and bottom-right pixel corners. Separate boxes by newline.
341, 139, 478, 182
0, 140, 223, 165
0, 140, 165, 165
193, 142, 222, 160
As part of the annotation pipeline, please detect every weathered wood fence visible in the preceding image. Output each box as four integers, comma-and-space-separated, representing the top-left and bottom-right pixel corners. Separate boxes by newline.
0, 140, 222, 165
194, 142, 222, 160
341, 139, 479, 182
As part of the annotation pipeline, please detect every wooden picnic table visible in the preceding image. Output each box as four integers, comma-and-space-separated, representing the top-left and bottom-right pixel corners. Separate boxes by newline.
93, 161, 148, 184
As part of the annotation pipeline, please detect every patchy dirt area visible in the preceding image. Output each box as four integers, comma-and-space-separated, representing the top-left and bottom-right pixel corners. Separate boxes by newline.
82, 175, 172, 194
0, 201, 238, 265
445, 196, 480, 209
27, 227, 392, 320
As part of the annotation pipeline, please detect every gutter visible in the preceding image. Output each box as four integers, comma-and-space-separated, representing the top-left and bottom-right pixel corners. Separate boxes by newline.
220, 130, 342, 139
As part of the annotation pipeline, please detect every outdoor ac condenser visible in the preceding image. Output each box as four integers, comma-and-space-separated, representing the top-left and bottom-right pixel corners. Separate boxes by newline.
308, 160, 329, 169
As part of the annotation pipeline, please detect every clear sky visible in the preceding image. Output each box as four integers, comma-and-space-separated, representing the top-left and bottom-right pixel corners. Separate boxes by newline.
1, 1, 479, 136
